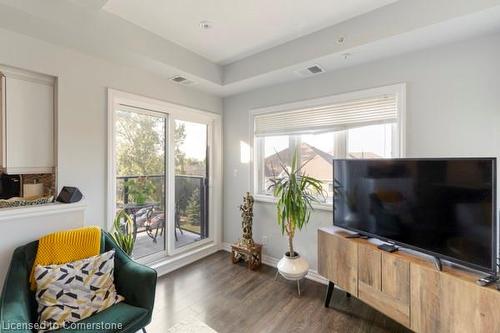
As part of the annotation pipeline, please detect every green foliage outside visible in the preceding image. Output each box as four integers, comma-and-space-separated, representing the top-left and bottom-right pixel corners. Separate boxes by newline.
185, 187, 201, 226
116, 110, 165, 177
125, 177, 156, 205
116, 111, 203, 179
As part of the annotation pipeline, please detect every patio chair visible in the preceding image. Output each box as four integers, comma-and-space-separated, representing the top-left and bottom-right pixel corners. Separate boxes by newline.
142, 210, 184, 243
133, 206, 154, 237
146, 213, 165, 243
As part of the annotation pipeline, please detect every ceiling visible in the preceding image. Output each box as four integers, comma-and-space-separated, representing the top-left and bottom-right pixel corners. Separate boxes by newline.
102, 0, 398, 65
1, 0, 500, 97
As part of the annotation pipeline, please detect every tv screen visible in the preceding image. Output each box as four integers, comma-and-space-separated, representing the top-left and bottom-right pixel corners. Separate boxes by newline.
333, 158, 496, 273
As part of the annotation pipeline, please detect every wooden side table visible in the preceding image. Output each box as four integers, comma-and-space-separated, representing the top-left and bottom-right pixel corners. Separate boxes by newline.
231, 243, 262, 270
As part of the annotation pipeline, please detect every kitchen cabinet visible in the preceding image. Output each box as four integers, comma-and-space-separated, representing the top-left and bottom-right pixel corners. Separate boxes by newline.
0, 67, 55, 174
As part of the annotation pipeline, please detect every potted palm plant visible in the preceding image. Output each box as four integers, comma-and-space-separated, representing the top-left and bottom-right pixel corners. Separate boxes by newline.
268, 149, 325, 283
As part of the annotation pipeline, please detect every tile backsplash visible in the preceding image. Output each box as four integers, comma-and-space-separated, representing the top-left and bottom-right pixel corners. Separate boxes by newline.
22, 173, 55, 197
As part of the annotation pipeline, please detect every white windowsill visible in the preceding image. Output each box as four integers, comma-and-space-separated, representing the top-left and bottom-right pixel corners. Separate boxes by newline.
254, 194, 333, 212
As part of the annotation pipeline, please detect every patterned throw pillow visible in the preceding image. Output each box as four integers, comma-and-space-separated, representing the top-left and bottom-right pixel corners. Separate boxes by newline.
34, 250, 124, 332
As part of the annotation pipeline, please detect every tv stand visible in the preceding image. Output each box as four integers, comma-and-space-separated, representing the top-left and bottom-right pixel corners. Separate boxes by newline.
345, 233, 369, 239
318, 227, 500, 332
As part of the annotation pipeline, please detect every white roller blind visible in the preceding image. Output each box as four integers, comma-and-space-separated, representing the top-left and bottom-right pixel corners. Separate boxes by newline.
254, 95, 398, 136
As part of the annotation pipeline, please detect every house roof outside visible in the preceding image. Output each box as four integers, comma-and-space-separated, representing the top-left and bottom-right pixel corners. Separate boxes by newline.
264, 143, 333, 181
264, 143, 382, 182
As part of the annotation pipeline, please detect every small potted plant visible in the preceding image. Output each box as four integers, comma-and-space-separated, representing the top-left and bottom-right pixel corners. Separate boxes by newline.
111, 209, 135, 256
268, 150, 325, 284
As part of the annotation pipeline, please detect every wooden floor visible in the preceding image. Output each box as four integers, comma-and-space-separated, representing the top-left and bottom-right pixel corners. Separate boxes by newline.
146, 251, 412, 333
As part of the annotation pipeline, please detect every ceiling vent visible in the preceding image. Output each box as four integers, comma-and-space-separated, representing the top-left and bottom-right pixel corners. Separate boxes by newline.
294, 64, 325, 78
169, 75, 196, 86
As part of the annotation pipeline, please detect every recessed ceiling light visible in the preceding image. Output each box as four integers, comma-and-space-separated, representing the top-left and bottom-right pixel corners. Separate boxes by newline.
342, 53, 351, 60
199, 21, 213, 30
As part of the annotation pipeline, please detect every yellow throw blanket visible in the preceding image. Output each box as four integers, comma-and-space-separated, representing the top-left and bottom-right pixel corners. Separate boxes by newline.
30, 226, 101, 290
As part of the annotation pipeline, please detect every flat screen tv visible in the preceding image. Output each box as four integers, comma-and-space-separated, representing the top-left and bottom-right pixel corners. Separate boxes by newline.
333, 158, 496, 273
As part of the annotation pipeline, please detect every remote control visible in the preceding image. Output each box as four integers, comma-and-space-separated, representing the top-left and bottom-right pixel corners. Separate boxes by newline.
377, 243, 398, 253
476, 275, 498, 286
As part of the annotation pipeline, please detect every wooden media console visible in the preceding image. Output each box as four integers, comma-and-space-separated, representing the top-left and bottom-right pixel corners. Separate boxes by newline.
318, 227, 500, 333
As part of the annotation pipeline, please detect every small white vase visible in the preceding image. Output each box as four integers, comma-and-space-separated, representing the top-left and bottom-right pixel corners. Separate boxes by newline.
277, 252, 309, 280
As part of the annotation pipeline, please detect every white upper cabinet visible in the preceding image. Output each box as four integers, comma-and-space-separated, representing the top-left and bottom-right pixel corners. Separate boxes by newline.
0, 67, 55, 174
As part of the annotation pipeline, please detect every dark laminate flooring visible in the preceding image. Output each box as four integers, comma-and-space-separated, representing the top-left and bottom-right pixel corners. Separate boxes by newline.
146, 251, 412, 333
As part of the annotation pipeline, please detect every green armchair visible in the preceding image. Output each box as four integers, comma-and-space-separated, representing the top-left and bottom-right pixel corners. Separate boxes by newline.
0, 232, 157, 333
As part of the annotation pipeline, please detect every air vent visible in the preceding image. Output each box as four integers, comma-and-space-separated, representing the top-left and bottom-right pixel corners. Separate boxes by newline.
169, 75, 196, 86
294, 64, 325, 78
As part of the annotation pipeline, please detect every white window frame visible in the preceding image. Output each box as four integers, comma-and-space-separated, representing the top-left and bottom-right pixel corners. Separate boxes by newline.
107, 89, 222, 265
250, 84, 406, 210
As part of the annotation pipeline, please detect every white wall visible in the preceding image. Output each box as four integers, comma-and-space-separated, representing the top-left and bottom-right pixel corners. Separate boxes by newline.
0, 28, 222, 229
223, 32, 500, 271
0, 203, 85, 289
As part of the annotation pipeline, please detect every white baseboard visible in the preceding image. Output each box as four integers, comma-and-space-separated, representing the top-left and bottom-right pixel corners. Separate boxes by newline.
221, 242, 328, 285
145, 241, 328, 285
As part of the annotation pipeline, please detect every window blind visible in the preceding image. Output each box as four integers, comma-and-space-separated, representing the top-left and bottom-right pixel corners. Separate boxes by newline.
254, 95, 398, 136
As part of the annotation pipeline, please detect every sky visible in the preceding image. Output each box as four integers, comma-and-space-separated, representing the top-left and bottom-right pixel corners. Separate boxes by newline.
176, 120, 207, 161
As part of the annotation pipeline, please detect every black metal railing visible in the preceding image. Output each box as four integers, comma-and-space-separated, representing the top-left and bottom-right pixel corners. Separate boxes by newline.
116, 174, 208, 238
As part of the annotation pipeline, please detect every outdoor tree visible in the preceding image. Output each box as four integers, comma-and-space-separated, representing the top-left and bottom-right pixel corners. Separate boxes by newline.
185, 187, 200, 226
175, 122, 187, 173
116, 111, 165, 176
116, 112, 190, 176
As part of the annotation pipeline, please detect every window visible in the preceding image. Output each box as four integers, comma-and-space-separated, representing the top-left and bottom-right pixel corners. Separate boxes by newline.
253, 85, 405, 203
347, 123, 395, 159
261, 135, 290, 193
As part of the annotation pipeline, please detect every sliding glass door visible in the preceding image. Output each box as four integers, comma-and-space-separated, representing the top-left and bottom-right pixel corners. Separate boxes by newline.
173, 120, 209, 249
110, 93, 218, 263
114, 107, 167, 260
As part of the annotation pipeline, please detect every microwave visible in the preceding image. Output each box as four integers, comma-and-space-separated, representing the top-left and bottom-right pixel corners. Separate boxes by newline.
0, 174, 21, 199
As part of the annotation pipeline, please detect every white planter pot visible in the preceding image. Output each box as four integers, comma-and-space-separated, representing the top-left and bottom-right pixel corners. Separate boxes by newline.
277, 252, 309, 280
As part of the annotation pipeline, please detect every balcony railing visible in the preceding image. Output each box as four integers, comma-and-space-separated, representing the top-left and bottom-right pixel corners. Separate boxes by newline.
116, 174, 208, 238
